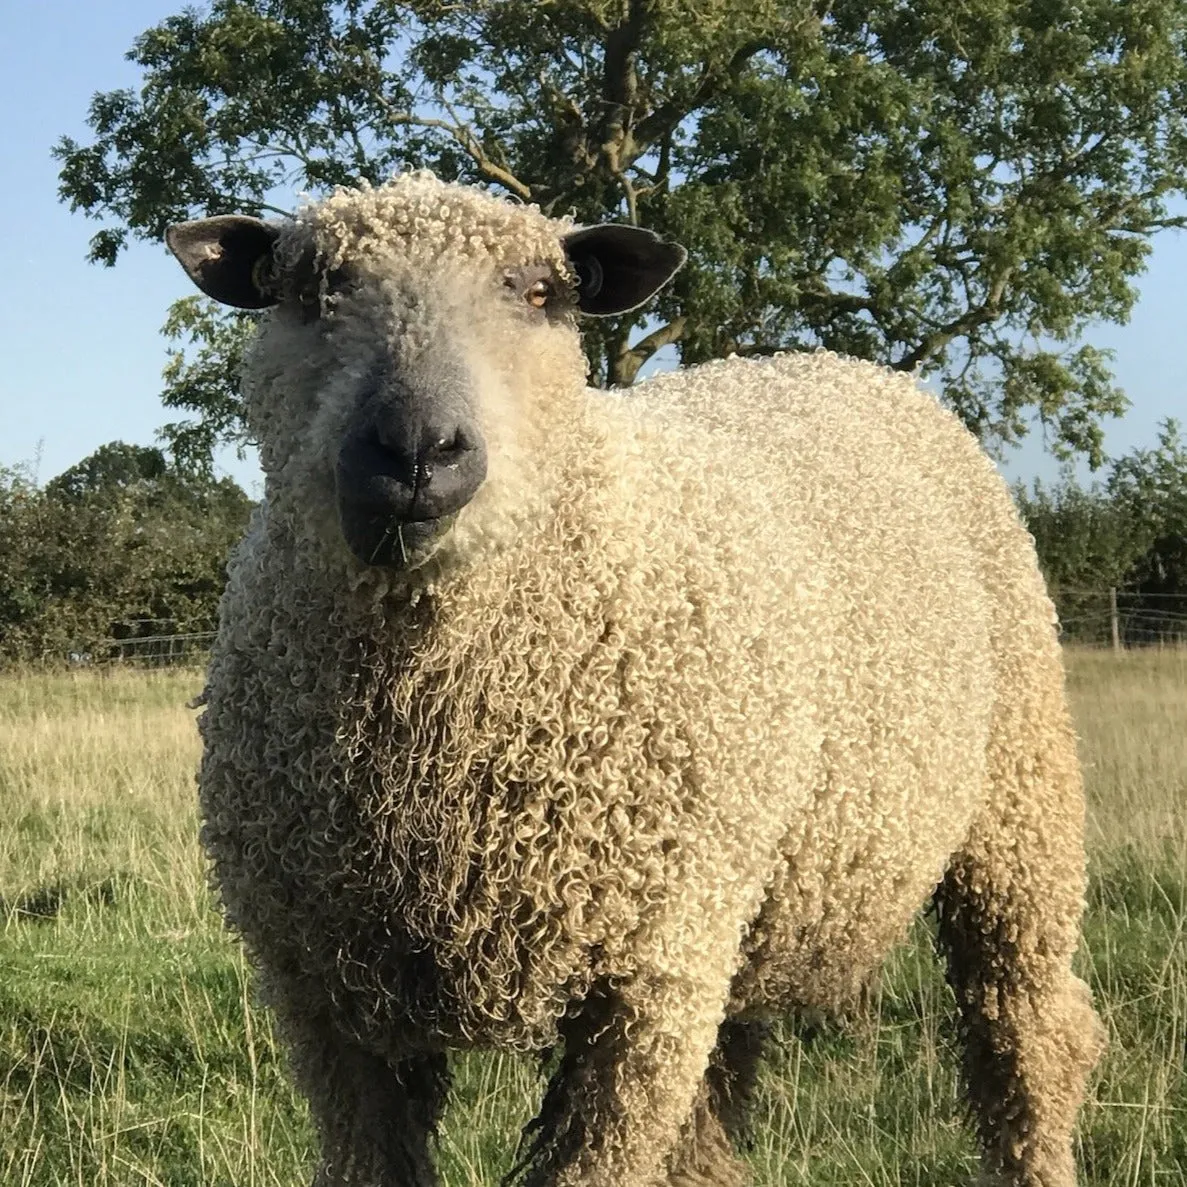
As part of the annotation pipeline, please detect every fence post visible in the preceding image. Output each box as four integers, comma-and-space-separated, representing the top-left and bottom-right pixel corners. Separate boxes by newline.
1109, 587, 1121, 652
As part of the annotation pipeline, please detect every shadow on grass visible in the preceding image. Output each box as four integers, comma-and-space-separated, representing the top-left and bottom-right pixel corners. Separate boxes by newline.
0, 872, 122, 922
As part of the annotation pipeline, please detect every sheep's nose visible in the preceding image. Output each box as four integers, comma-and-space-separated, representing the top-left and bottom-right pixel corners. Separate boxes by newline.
373, 420, 477, 491
343, 411, 487, 525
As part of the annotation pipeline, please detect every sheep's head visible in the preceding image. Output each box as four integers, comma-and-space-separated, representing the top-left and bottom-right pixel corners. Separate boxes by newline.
165, 174, 685, 578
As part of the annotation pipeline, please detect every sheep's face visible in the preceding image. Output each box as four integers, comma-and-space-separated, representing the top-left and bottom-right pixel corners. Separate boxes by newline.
165, 175, 685, 576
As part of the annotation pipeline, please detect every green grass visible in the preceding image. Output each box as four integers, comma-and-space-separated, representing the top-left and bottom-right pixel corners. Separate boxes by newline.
1, 654, 1184, 1185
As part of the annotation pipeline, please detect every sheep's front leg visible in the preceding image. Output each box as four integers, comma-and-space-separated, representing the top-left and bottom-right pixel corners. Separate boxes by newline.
509, 975, 731, 1187
307, 1044, 449, 1187
664, 1018, 767, 1187
269, 994, 449, 1187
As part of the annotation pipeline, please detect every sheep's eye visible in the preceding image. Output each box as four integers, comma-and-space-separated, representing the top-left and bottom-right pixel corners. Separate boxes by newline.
299, 293, 321, 325
503, 268, 554, 312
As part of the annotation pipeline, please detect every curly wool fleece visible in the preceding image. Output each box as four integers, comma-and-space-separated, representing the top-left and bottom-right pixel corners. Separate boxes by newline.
197, 173, 1103, 1187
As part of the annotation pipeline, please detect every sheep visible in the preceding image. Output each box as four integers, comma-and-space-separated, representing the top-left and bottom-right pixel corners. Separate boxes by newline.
166, 171, 1105, 1187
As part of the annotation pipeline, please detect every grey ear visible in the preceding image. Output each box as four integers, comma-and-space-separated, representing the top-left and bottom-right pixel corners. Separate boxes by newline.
563, 225, 687, 317
164, 215, 281, 309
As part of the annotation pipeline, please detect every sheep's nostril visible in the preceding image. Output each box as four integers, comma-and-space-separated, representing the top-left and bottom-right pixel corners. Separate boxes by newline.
369, 423, 472, 482
339, 415, 488, 545
424, 430, 473, 467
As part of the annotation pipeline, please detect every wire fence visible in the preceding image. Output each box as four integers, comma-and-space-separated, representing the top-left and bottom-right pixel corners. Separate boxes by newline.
47, 589, 1186, 668
1053, 589, 1187, 648
63, 621, 217, 669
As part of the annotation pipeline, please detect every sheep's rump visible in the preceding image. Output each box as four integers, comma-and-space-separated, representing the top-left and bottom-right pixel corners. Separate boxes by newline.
199, 351, 1057, 1051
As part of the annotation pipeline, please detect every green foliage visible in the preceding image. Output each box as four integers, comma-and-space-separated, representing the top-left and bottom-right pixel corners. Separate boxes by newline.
0, 463, 50, 640
0, 444, 253, 665
44, 441, 169, 501
56, 0, 1187, 471
1107, 419, 1187, 601
1016, 419, 1187, 640
158, 297, 260, 473
1015, 472, 1142, 595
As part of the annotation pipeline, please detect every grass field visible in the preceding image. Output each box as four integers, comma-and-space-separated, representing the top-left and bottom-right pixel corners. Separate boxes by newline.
1, 650, 1184, 1186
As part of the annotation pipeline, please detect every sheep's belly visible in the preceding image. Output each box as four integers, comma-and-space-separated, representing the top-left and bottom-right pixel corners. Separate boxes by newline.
733, 786, 984, 1016
324, 926, 578, 1054
734, 858, 951, 1016
245, 854, 621, 1058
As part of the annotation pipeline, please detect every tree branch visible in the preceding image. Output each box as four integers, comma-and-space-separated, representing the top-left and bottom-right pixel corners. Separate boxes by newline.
634, 38, 775, 149
894, 275, 1010, 372
798, 286, 877, 318
723, 341, 784, 358
375, 104, 533, 200
600, 0, 649, 172
613, 316, 686, 385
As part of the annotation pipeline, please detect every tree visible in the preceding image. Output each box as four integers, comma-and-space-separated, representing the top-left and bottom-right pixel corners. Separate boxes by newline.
57, 0, 1187, 470
0, 444, 253, 664
157, 297, 259, 476
1016, 418, 1187, 642
44, 440, 168, 502
1014, 471, 1141, 597
1107, 419, 1187, 615
0, 463, 50, 650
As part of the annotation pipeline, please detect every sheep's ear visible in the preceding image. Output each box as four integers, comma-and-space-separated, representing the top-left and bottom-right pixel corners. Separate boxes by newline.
563, 225, 687, 317
164, 215, 281, 309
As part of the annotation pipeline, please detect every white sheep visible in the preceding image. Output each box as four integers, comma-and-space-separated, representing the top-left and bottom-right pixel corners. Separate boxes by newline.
167, 172, 1104, 1187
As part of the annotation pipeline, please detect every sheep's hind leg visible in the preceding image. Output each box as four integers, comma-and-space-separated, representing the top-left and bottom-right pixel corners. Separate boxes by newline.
932, 718, 1105, 1186
507, 976, 733, 1187
273, 1001, 449, 1187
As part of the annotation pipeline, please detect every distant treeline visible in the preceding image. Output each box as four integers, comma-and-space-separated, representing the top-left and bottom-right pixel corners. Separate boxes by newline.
0, 442, 252, 664
2, 421, 1185, 664
1015, 420, 1187, 645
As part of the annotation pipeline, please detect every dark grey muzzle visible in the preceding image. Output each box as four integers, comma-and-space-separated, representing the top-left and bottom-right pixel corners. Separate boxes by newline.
336, 399, 487, 569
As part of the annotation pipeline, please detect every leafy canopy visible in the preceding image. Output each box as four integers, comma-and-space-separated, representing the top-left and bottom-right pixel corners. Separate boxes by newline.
56, 0, 1187, 468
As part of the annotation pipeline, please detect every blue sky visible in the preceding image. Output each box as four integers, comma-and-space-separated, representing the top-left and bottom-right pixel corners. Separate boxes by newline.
1, 0, 1183, 499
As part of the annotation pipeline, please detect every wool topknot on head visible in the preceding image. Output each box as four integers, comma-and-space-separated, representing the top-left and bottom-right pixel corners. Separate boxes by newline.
166, 170, 1103, 1187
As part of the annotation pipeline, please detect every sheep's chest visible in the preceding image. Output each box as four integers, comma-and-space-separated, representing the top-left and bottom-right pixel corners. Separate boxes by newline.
200, 665, 639, 1053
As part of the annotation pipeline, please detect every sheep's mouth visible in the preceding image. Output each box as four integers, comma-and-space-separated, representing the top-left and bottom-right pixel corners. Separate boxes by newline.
339, 504, 457, 570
